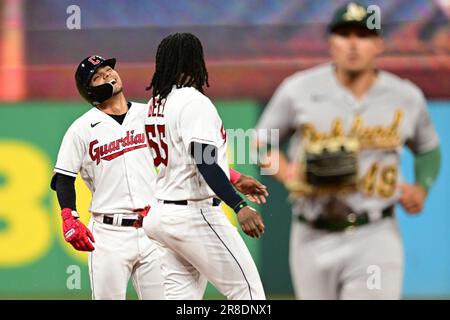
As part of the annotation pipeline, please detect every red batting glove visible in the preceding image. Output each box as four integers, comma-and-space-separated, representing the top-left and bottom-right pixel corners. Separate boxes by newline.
133, 205, 151, 228
61, 208, 95, 251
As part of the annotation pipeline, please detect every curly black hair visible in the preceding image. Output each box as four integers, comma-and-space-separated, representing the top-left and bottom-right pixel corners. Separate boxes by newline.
147, 32, 210, 103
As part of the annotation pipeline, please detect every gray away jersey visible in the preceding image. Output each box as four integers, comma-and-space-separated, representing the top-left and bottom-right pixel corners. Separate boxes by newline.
257, 63, 439, 219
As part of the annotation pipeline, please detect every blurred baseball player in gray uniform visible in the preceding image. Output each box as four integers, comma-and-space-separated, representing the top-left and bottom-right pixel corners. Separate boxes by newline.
256, 2, 441, 299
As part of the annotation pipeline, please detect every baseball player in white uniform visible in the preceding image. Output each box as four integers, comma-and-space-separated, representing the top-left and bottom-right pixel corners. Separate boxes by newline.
142, 33, 266, 300
256, 2, 441, 299
52, 55, 268, 300
51, 55, 164, 300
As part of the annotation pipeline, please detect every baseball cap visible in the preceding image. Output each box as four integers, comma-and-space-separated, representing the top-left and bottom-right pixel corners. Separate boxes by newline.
327, 1, 381, 35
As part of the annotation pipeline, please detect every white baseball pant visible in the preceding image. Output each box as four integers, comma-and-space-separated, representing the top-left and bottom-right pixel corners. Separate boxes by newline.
143, 199, 266, 300
87, 215, 165, 300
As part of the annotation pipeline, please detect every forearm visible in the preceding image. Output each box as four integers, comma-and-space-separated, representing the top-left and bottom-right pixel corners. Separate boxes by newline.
197, 162, 247, 212
191, 142, 247, 213
414, 146, 441, 193
54, 173, 77, 210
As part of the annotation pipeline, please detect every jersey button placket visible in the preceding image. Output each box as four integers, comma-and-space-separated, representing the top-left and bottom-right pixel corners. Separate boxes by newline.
121, 127, 135, 208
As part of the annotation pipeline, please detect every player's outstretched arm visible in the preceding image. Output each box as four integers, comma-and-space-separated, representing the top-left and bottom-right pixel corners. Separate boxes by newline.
191, 142, 265, 238
229, 168, 269, 204
51, 173, 95, 251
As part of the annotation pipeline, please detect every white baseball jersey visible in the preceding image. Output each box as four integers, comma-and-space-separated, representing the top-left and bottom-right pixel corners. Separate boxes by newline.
142, 88, 265, 300
54, 102, 157, 213
144, 86, 229, 201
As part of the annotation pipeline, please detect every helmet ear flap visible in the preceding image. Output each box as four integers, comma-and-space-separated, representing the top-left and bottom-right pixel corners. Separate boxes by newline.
87, 82, 115, 106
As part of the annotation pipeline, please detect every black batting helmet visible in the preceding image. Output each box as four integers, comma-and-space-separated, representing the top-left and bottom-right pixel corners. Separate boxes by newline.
75, 55, 117, 106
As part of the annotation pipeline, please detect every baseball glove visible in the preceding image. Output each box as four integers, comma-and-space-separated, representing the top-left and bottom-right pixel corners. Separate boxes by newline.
286, 137, 359, 196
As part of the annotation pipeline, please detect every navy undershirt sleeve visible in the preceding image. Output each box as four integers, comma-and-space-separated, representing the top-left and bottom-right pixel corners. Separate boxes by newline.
52, 173, 77, 211
190, 142, 247, 213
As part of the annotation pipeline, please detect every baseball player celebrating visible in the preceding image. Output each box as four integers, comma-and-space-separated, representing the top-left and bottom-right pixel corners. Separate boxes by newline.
51, 55, 268, 300
51, 55, 165, 300
143, 33, 266, 300
256, 2, 441, 299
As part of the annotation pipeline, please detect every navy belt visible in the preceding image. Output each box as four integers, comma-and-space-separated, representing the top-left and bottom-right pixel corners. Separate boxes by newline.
163, 198, 221, 207
298, 206, 394, 232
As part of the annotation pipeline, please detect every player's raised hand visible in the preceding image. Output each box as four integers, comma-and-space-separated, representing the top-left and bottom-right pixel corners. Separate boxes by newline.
237, 206, 265, 238
232, 174, 269, 205
398, 183, 427, 214
61, 208, 95, 251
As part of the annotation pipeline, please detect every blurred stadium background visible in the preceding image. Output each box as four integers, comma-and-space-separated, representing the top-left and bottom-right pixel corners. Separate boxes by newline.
0, 0, 449, 299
